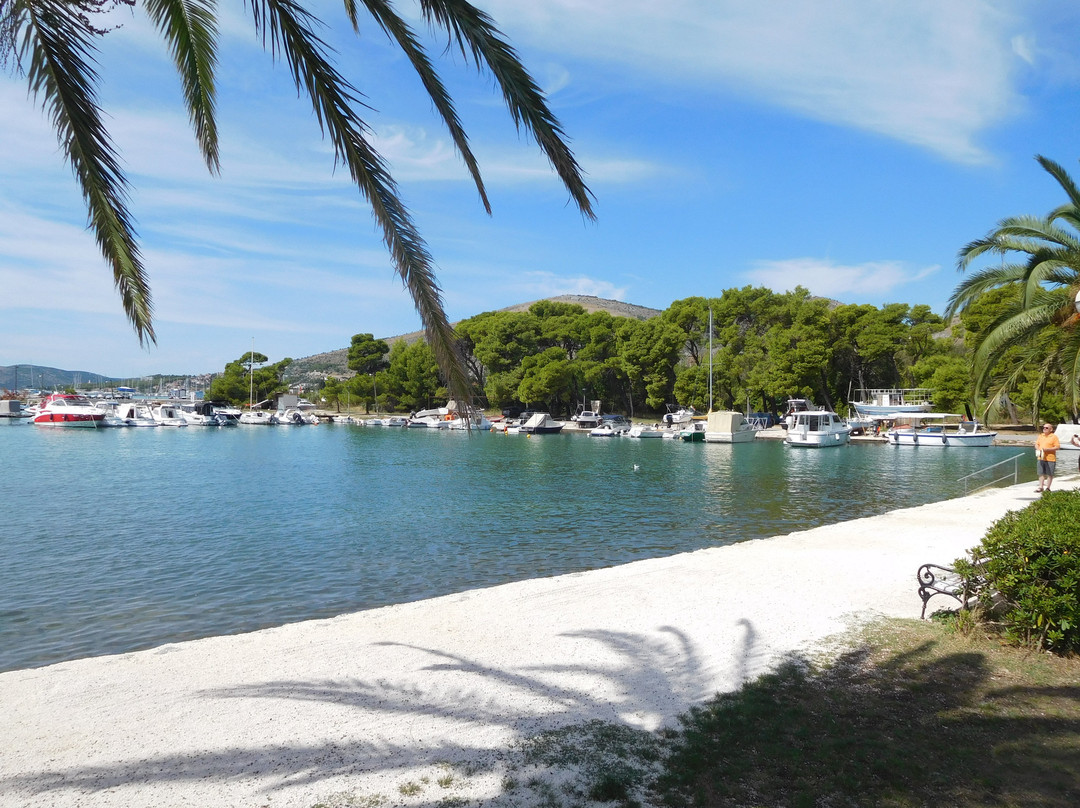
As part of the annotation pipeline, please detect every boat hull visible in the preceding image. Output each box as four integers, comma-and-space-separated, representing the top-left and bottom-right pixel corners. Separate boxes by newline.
785, 433, 850, 447
704, 429, 758, 443
888, 431, 996, 447
32, 413, 102, 427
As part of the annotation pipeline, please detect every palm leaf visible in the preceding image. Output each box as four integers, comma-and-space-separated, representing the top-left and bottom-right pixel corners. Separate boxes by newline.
248, 0, 471, 405
19, 0, 154, 343
352, 0, 491, 212
144, 0, 220, 172
418, 0, 596, 219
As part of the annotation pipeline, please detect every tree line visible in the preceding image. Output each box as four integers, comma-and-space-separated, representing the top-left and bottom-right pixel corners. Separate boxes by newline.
212, 288, 978, 419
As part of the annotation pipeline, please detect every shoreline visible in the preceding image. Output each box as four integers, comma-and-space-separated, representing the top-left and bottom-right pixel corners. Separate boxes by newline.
1, 477, 1076, 808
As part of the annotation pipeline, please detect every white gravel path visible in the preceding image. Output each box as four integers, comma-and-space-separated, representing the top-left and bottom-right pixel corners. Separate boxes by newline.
2, 477, 1074, 808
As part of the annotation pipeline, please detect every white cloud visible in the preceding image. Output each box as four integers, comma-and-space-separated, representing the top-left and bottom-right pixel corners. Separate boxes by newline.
481, 0, 1030, 164
743, 258, 940, 300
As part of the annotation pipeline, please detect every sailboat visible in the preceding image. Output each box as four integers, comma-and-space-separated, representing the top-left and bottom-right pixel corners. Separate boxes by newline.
701, 306, 762, 444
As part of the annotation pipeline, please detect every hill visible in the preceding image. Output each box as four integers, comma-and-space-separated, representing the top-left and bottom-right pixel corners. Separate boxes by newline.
0, 365, 117, 392
284, 295, 662, 387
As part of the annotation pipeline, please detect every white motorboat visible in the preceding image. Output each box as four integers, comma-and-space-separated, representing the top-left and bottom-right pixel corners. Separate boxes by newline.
115, 401, 159, 427
150, 402, 188, 426
784, 410, 851, 448
520, 412, 564, 434
92, 400, 129, 427
885, 414, 997, 447
662, 405, 697, 428
782, 398, 815, 430
239, 410, 277, 425
703, 411, 760, 443
571, 410, 602, 429
627, 423, 665, 438
277, 407, 319, 425
589, 415, 631, 437
851, 388, 933, 418
408, 407, 451, 428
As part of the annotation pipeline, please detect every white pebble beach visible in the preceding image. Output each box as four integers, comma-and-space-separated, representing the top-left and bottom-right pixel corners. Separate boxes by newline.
2, 475, 1075, 808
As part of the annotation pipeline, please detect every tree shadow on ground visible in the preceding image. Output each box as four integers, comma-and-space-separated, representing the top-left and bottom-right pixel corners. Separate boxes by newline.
0, 621, 758, 805
657, 637, 1080, 808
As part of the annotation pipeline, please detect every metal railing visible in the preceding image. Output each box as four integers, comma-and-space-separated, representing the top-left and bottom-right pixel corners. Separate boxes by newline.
957, 452, 1026, 495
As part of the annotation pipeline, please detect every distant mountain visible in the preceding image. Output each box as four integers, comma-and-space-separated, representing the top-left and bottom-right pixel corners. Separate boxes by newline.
285, 295, 662, 387
0, 365, 117, 392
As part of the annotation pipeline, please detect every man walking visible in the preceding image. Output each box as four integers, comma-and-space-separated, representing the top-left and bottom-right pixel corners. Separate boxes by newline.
1035, 423, 1060, 493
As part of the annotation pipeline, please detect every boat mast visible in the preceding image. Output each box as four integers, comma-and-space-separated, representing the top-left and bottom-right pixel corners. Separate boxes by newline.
708, 307, 713, 413
248, 337, 254, 409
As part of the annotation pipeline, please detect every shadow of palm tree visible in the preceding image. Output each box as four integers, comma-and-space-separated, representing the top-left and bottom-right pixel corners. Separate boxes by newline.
657, 640, 1080, 807
0, 622, 753, 804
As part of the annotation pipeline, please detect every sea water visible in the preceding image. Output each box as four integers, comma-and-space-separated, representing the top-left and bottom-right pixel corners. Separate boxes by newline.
0, 422, 1034, 672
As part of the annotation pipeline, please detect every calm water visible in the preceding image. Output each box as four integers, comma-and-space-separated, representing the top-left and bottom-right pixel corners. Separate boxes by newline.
0, 421, 1033, 672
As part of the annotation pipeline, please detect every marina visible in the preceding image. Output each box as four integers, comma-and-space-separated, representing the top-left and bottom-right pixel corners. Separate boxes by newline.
0, 422, 1037, 674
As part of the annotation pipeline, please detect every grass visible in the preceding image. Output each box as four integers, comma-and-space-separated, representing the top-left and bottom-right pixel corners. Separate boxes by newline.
654, 617, 1080, 808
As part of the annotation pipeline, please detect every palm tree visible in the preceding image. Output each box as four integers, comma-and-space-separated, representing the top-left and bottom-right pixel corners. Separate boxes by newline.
0, 0, 595, 405
947, 155, 1080, 420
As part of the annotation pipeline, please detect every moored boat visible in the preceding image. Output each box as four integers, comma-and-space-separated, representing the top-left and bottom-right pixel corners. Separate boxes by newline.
784, 410, 851, 448
885, 414, 996, 447
851, 388, 933, 418
703, 410, 759, 443
519, 412, 564, 434
150, 402, 188, 426
589, 415, 631, 437
31, 393, 105, 428
115, 401, 159, 427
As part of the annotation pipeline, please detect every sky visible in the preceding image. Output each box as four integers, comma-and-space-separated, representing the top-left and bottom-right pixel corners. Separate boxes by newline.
3, 0, 1080, 378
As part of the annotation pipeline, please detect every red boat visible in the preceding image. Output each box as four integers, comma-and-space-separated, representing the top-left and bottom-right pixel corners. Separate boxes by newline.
31, 393, 105, 428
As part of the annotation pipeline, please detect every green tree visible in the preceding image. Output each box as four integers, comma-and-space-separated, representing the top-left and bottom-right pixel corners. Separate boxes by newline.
383, 339, 443, 412
2, 0, 594, 406
207, 352, 291, 406
346, 333, 389, 375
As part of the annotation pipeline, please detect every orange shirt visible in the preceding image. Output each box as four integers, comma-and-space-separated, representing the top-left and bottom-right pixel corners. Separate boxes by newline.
1036, 432, 1060, 462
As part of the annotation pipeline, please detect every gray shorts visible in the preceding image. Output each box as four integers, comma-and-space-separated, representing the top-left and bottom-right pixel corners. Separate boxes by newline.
1038, 459, 1056, 476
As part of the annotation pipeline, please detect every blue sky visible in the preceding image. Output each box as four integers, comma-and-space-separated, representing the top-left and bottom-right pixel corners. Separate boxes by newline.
3, 0, 1080, 378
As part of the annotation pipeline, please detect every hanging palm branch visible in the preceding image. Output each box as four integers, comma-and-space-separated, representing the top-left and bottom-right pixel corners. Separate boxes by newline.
1, 0, 595, 410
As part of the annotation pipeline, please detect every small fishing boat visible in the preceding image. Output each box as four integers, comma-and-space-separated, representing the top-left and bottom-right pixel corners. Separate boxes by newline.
784, 410, 851, 448
150, 402, 188, 427
885, 413, 996, 447
115, 401, 159, 427
589, 415, 632, 437
627, 423, 665, 439
679, 421, 706, 442
519, 412, 564, 434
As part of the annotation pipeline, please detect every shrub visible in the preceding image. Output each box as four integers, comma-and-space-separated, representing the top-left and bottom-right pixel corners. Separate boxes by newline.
962, 491, 1080, 654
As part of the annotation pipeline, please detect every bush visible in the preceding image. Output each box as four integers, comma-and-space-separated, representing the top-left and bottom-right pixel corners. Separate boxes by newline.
961, 491, 1080, 654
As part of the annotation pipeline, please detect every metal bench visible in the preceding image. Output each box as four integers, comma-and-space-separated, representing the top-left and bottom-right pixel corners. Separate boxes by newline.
917, 563, 973, 619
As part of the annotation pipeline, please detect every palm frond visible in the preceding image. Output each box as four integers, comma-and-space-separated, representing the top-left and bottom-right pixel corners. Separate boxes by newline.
971, 302, 1062, 389
418, 0, 596, 219
248, 0, 471, 405
20, 0, 154, 343
944, 262, 1026, 320
354, 0, 490, 212
1037, 154, 1080, 210
144, 0, 220, 172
